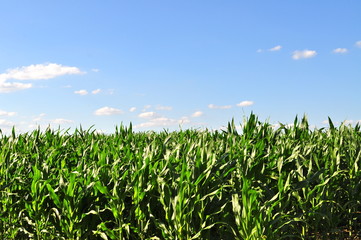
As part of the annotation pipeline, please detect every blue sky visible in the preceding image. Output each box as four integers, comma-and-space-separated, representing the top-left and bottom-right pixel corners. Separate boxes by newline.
1, 1, 360, 133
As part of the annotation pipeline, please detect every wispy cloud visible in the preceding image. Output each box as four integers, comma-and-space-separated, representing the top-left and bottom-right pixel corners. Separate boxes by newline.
74, 89, 88, 95
208, 104, 232, 109
0, 119, 14, 127
155, 105, 173, 111
0, 110, 17, 116
141, 105, 152, 112
0, 63, 84, 93
138, 111, 158, 119
236, 101, 254, 107
94, 107, 123, 116
75, 89, 101, 95
33, 113, 46, 122
257, 45, 282, 53
356, 41, 361, 48
179, 116, 191, 124
52, 118, 74, 124
135, 117, 190, 128
269, 45, 282, 51
129, 107, 137, 112
292, 50, 317, 60
0, 82, 32, 93
107, 89, 115, 95
92, 89, 101, 94
192, 111, 203, 117
333, 48, 348, 54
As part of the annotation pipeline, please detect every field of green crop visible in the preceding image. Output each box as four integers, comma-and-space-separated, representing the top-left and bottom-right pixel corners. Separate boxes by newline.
1, 114, 361, 239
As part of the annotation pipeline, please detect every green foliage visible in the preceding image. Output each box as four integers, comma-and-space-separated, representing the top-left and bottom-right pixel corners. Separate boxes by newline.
1, 114, 360, 239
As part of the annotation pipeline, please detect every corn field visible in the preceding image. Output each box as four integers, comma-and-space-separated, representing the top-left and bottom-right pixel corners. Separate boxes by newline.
1, 114, 361, 239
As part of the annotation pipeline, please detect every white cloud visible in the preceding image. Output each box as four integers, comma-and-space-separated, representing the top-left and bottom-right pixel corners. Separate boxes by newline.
257, 45, 282, 53
135, 117, 190, 128
27, 123, 52, 131
333, 48, 348, 54
179, 116, 191, 124
236, 101, 254, 107
52, 118, 74, 124
292, 50, 317, 60
321, 120, 329, 125
94, 107, 123, 116
156, 105, 173, 111
0, 110, 17, 116
91, 68, 100, 72
208, 104, 232, 109
0, 119, 14, 127
192, 111, 203, 117
92, 89, 101, 94
0, 63, 84, 93
142, 105, 152, 111
135, 118, 172, 128
74, 89, 88, 95
0, 63, 84, 81
33, 113, 46, 122
0, 82, 32, 93
138, 111, 158, 118
129, 107, 137, 112
269, 45, 282, 51
356, 41, 361, 48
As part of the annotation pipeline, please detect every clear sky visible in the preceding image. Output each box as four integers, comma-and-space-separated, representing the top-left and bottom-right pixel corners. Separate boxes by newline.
1, 1, 360, 134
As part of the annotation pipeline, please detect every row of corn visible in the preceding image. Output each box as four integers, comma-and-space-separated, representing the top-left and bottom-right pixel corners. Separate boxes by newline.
1, 114, 360, 239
